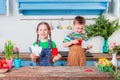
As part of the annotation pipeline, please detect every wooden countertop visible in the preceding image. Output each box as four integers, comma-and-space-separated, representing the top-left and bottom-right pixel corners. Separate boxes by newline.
1, 66, 114, 80
0, 52, 120, 60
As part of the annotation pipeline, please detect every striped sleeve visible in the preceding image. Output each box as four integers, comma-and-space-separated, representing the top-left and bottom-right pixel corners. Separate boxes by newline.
84, 35, 88, 41
63, 35, 72, 42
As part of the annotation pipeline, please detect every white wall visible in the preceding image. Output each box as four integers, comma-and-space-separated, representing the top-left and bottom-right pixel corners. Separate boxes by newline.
0, 0, 120, 53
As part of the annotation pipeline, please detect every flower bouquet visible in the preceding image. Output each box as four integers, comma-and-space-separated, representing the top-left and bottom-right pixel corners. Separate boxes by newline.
97, 58, 113, 72
109, 42, 120, 54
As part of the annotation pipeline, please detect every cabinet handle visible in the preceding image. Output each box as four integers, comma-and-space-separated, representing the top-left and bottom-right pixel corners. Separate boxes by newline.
61, 63, 64, 66
30, 63, 33, 66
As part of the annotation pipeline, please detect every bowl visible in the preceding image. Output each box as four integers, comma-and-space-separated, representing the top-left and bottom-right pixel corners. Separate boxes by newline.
0, 68, 8, 73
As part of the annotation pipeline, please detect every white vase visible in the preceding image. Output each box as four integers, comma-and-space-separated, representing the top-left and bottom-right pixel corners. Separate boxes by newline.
111, 53, 118, 67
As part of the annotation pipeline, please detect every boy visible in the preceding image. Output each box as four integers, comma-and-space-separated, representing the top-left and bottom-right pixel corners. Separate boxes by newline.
63, 16, 92, 66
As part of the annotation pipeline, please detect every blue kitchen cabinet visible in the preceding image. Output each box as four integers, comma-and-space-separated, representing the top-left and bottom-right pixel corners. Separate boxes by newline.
54, 60, 98, 66
86, 60, 98, 66
54, 60, 67, 66
21, 60, 67, 66
21, 60, 120, 66
16, 0, 111, 15
118, 60, 120, 66
21, 60, 37, 66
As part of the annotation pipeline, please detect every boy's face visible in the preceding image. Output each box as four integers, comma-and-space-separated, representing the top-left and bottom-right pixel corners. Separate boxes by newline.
73, 24, 85, 34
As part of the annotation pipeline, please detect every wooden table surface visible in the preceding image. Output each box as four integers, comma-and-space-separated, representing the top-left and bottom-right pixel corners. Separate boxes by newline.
0, 52, 120, 60
1, 66, 114, 80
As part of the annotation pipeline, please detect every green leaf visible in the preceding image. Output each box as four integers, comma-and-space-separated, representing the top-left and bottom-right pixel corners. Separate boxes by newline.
4, 40, 14, 60
84, 14, 120, 38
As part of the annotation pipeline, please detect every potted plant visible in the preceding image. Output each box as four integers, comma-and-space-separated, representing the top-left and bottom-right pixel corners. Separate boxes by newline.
13, 46, 22, 68
84, 14, 120, 53
4, 40, 14, 69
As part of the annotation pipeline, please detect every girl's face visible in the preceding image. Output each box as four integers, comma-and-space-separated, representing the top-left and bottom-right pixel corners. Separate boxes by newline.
73, 24, 84, 34
37, 24, 50, 40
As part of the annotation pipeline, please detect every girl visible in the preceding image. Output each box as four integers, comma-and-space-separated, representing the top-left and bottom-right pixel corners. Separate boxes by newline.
63, 16, 92, 66
30, 22, 62, 66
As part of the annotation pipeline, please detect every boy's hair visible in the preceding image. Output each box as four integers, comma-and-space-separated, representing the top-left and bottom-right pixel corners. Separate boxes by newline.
73, 16, 86, 25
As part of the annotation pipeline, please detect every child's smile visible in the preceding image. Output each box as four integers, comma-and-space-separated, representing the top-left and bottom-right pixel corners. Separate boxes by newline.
37, 24, 49, 39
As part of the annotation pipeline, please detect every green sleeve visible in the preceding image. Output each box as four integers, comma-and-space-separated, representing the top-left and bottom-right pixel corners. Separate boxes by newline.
33, 42, 37, 46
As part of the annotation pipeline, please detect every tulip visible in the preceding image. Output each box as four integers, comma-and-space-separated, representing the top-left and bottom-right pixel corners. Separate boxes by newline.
109, 42, 116, 50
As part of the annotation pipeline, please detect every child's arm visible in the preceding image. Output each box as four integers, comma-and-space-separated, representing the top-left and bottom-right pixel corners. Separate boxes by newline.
63, 39, 80, 47
51, 48, 62, 62
52, 54, 62, 62
30, 53, 39, 63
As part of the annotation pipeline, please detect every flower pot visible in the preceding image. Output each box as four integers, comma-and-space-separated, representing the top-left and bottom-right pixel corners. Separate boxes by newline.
6, 60, 13, 69
14, 58, 22, 68
111, 53, 118, 67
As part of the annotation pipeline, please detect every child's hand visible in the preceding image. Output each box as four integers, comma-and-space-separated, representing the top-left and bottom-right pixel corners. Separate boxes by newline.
71, 40, 79, 44
30, 53, 39, 62
87, 45, 92, 49
30, 45, 42, 56
53, 54, 62, 62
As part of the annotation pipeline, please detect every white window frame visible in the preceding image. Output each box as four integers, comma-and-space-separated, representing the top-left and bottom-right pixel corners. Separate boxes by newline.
6, 0, 9, 16
113, 0, 119, 17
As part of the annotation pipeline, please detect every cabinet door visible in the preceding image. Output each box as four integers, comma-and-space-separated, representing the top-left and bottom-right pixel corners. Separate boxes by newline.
54, 60, 98, 66
86, 60, 98, 66
21, 60, 37, 66
54, 60, 67, 66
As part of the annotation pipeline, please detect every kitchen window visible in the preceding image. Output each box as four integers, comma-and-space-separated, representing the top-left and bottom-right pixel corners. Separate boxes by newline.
0, 0, 6, 15
0, 0, 9, 16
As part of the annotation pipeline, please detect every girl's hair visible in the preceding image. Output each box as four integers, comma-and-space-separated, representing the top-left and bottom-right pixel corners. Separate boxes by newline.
36, 22, 51, 45
73, 16, 86, 25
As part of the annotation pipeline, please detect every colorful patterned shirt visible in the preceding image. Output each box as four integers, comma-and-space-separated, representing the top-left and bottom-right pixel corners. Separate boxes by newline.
63, 32, 88, 42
